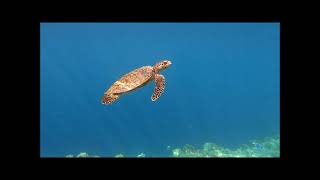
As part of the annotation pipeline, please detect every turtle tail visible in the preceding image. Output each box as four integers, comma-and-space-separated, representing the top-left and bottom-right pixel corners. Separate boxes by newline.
101, 93, 119, 105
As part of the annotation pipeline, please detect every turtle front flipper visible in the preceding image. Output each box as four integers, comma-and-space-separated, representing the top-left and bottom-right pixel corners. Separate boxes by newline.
102, 93, 120, 105
151, 74, 165, 101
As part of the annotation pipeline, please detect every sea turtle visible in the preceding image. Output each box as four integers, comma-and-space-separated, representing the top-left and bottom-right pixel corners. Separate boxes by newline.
101, 60, 172, 105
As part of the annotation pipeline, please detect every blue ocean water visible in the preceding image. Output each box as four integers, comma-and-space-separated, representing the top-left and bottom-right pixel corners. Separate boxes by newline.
40, 23, 280, 157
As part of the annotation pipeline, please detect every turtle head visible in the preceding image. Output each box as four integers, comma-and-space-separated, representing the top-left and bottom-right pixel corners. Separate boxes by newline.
154, 60, 172, 72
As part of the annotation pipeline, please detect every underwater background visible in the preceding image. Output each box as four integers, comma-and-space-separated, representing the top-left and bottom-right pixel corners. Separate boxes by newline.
40, 23, 280, 157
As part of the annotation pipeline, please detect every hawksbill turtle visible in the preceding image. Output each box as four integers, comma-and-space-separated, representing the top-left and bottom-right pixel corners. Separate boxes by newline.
101, 60, 172, 105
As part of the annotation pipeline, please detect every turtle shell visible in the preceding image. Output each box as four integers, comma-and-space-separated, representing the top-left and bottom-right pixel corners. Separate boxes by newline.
106, 66, 154, 94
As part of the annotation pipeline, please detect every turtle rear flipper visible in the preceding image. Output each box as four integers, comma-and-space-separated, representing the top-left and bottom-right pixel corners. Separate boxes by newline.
151, 74, 165, 101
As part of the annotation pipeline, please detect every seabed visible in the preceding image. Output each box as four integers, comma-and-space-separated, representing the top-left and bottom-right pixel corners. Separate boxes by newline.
65, 135, 280, 158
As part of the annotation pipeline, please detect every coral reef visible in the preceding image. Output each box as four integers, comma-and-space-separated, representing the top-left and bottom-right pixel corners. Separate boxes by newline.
115, 153, 124, 158
64, 135, 279, 158
65, 152, 147, 158
65, 152, 99, 158
137, 153, 146, 157
171, 135, 280, 157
